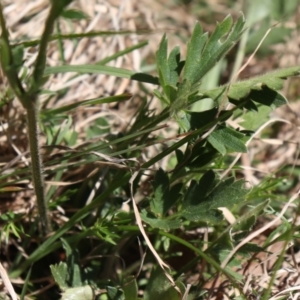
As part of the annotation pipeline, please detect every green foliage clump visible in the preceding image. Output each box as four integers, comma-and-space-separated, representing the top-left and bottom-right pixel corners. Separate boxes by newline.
0, 1, 299, 299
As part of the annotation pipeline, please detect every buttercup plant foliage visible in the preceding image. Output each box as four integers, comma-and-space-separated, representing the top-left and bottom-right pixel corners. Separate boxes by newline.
1, 1, 300, 298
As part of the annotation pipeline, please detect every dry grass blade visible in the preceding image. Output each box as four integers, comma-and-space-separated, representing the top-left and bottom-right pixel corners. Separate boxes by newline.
0, 262, 18, 300
129, 170, 182, 295
231, 22, 279, 83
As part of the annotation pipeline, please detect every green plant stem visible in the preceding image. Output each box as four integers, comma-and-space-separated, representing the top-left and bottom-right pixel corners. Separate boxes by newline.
31, 1, 69, 92
24, 1, 73, 234
0, 1, 51, 234
26, 102, 51, 234
10, 0, 73, 234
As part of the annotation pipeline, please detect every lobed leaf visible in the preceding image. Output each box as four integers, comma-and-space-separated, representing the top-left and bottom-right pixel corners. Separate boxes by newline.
183, 22, 207, 84
203, 66, 300, 106
208, 126, 247, 155
50, 262, 69, 291
150, 169, 182, 217
181, 172, 248, 223
187, 15, 245, 85
156, 36, 183, 102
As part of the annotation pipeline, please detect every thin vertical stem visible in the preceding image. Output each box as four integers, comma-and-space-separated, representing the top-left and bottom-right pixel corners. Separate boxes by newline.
31, 0, 72, 92
26, 101, 51, 234
0, 0, 74, 235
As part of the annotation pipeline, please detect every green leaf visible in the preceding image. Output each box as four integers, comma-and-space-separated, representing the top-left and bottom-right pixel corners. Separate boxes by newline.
141, 210, 182, 230
167, 46, 181, 86
181, 173, 248, 223
150, 169, 182, 216
208, 126, 247, 155
50, 262, 69, 291
239, 243, 264, 254
156, 37, 182, 102
123, 276, 138, 300
151, 168, 169, 216
61, 238, 82, 287
183, 22, 207, 84
239, 105, 272, 131
144, 267, 180, 300
204, 66, 300, 106
156, 35, 169, 88
230, 98, 258, 112
154, 14, 245, 117
248, 85, 287, 108
61, 286, 94, 300
107, 286, 124, 300
61, 9, 89, 20
174, 106, 218, 132
207, 134, 226, 155
186, 15, 245, 85
170, 80, 193, 114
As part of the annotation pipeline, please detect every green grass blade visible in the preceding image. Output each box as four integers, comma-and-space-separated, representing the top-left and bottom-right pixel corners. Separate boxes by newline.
44, 64, 159, 85
12, 30, 154, 47
97, 40, 148, 65
43, 93, 132, 115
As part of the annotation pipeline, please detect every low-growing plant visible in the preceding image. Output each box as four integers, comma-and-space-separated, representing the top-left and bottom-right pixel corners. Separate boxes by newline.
0, 0, 299, 299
